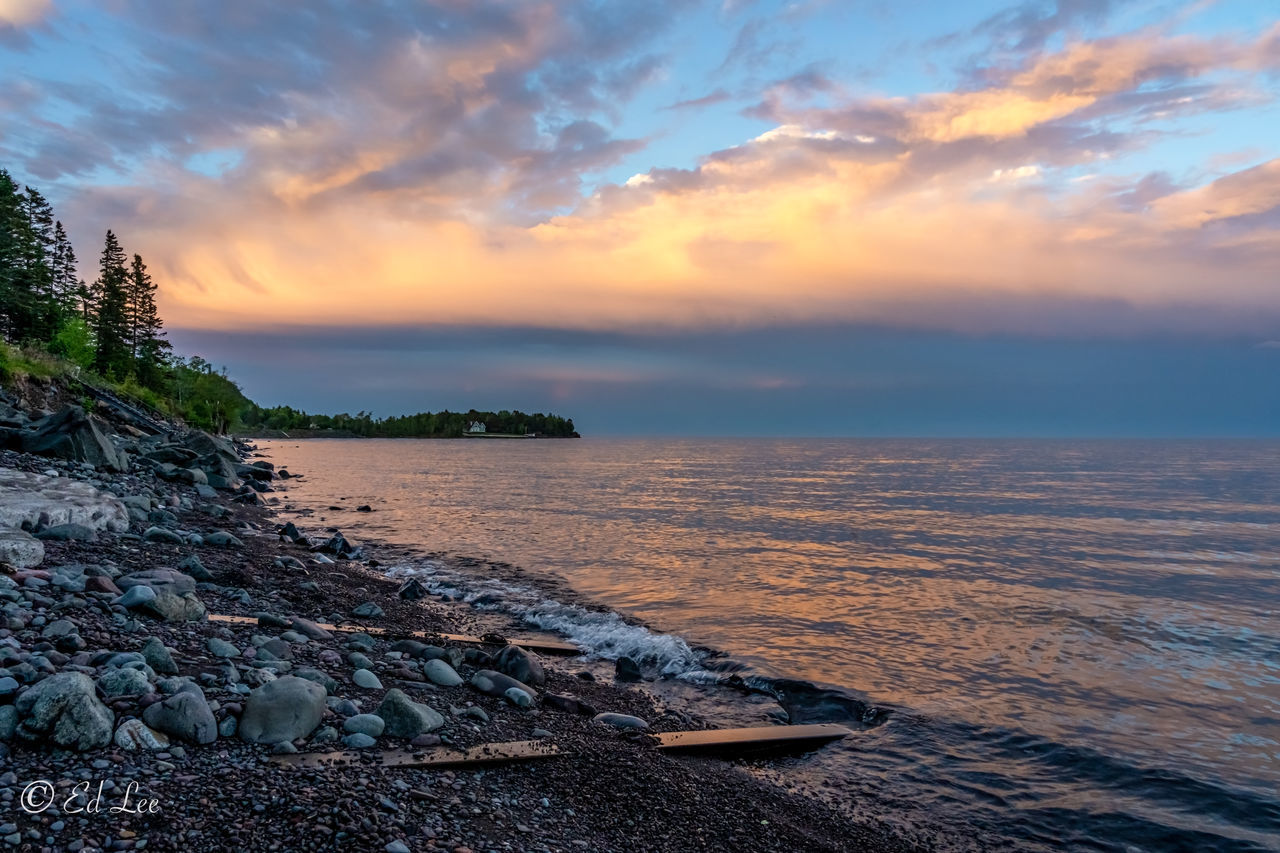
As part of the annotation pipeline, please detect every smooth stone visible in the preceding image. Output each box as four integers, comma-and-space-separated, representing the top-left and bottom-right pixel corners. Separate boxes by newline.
206, 637, 239, 658
97, 668, 152, 698
203, 531, 244, 548
289, 618, 332, 641
504, 687, 533, 709
113, 718, 170, 750
141, 637, 178, 676
493, 645, 546, 686
14, 671, 114, 750
593, 712, 649, 731
470, 669, 537, 700
238, 676, 327, 744
342, 732, 377, 749
343, 714, 386, 737
352, 601, 384, 618
0, 528, 44, 569
142, 685, 218, 744
374, 689, 443, 738
423, 659, 464, 687
352, 668, 382, 689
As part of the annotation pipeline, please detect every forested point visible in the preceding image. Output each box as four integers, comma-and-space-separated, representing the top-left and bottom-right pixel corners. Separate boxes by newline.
0, 167, 578, 438
241, 406, 578, 438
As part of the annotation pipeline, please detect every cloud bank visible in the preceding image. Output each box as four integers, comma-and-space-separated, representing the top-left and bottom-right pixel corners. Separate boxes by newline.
2, 1, 1278, 338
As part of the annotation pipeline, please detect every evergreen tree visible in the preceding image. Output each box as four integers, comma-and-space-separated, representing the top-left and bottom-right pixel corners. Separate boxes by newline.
50, 221, 81, 315
92, 230, 131, 377
128, 253, 169, 386
19, 187, 58, 340
0, 169, 42, 341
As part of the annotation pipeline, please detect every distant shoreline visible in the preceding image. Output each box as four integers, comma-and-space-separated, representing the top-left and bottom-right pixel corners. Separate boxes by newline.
234, 429, 579, 440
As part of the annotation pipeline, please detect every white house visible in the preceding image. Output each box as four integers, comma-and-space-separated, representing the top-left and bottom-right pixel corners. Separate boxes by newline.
466, 421, 486, 433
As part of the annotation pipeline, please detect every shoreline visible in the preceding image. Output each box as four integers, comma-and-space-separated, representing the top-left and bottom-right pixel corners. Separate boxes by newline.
0, 432, 935, 851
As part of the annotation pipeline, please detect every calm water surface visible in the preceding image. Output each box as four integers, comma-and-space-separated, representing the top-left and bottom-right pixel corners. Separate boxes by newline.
258, 438, 1280, 851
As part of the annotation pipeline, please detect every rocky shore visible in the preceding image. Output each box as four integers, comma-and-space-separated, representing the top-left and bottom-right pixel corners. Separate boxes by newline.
0, 383, 928, 852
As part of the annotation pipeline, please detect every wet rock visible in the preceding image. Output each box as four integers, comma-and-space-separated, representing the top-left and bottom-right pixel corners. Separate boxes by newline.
142, 684, 218, 744
375, 688, 444, 738
113, 718, 170, 751
423, 659, 464, 687
15, 671, 114, 750
494, 645, 545, 687
615, 656, 643, 682
397, 578, 428, 600
504, 687, 533, 709
593, 712, 649, 731
0, 528, 43, 569
343, 732, 377, 749
238, 676, 327, 743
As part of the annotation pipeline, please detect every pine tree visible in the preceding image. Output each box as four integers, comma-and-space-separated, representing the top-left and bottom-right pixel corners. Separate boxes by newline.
127, 253, 170, 386
92, 230, 131, 377
50, 221, 81, 315
19, 187, 58, 340
0, 169, 43, 341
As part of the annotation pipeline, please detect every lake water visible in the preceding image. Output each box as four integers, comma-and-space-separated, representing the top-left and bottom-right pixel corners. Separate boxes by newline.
257, 437, 1280, 851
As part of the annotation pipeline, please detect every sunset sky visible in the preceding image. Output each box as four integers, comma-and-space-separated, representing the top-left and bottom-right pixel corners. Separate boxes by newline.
2, 0, 1278, 434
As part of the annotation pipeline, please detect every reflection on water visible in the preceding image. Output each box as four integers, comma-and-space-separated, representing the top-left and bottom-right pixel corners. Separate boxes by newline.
260, 438, 1280, 851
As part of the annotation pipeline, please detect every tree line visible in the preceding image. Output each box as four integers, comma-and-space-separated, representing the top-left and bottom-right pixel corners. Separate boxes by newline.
0, 168, 171, 384
241, 406, 578, 438
1, 166, 580, 438
0, 167, 249, 432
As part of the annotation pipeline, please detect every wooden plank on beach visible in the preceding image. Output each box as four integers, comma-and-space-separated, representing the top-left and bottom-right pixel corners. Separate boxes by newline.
654, 724, 853, 755
209, 613, 580, 655
269, 739, 564, 769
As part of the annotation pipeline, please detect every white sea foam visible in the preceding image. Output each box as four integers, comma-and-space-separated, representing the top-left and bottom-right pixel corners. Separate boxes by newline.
385, 561, 705, 675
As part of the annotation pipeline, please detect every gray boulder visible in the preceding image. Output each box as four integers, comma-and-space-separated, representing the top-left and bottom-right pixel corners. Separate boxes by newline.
35, 523, 97, 542
0, 528, 43, 569
114, 718, 170, 750
470, 669, 537, 700
238, 676, 327, 744
116, 569, 206, 622
204, 531, 244, 548
143, 526, 184, 545
375, 688, 444, 738
142, 637, 178, 675
423, 659, 464, 687
97, 668, 153, 698
593, 712, 649, 731
352, 601, 383, 618
493, 645, 545, 687
15, 671, 114, 750
142, 684, 217, 744
343, 714, 385, 737
21, 406, 125, 472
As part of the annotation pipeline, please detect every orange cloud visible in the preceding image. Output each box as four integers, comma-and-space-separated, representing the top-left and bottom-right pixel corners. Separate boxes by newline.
73, 25, 1280, 336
